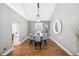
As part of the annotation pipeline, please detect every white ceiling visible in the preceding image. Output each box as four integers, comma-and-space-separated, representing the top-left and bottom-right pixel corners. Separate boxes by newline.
6, 3, 56, 21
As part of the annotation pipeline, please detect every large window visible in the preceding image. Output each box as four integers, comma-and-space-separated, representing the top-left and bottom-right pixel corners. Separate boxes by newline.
35, 23, 43, 31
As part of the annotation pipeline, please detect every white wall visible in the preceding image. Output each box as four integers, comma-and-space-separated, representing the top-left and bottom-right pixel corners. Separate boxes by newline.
0, 4, 28, 53
50, 3, 79, 55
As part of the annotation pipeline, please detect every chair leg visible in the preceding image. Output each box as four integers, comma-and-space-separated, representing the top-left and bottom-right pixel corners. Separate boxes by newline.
40, 42, 42, 49
44, 40, 47, 45
35, 42, 42, 49
35, 42, 36, 49
29, 40, 31, 46
29, 40, 33, 46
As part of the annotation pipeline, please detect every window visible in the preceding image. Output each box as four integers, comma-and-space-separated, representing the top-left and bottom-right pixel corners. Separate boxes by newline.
35, 23, 43, 31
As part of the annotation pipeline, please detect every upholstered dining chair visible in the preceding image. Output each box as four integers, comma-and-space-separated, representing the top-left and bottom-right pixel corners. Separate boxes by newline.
34, 33, 42, 49
29, 33, 35, 46
42, 33, 47, 45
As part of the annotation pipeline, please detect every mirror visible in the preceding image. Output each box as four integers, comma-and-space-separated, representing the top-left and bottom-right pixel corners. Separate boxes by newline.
53, 19, 62, 35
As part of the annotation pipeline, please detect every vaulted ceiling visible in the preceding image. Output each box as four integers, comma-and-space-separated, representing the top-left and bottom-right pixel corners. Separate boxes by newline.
6, 3, 56, 21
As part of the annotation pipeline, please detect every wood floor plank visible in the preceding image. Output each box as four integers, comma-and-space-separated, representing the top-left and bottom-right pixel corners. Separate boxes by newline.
7, 38, 69, 56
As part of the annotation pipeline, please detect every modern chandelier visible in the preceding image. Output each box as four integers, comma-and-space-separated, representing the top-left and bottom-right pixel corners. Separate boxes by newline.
36, 3, 40, 22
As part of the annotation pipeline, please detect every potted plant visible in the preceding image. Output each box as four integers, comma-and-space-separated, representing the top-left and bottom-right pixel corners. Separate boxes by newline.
73, 24, 79, 55
74, 25, 79, 41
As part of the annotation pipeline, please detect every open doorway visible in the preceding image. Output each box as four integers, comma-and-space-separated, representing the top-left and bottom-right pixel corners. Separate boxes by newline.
12, 23, 20, 47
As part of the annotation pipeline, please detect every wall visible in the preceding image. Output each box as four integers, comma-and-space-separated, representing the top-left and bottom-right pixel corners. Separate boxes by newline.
0, 4, 28, 53
50, 3, 79, 55
28, 21, 50, 36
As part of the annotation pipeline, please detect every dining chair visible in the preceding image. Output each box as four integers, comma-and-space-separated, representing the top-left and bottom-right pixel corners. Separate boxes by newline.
34, 34, 42, 49
29, 33, 35, 46
42, 33, 47, 45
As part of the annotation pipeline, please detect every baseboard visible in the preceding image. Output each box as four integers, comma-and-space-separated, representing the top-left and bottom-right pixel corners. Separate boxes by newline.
19, 37, 29, 44
48, 37, 74, 56
1, 47, 13, 56
1, 37, 29, 56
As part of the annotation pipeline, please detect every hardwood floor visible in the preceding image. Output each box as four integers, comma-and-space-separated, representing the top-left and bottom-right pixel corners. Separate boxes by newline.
7, 38, 69, 56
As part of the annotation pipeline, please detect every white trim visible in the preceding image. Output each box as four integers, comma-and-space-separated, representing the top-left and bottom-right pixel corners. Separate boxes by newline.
1, 37, 29, 56
19, 37, 29, 44
49, 37, 74, 56
2, 47, 13, 56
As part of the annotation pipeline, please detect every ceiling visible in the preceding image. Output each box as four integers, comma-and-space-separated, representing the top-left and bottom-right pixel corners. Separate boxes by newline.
6, 3, 56, 21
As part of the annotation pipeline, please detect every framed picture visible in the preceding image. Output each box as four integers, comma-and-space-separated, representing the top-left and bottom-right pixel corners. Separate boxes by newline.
53, 19, 62, 35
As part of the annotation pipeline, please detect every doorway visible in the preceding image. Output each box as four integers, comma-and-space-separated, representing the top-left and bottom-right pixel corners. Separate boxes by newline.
12, 23, 20, 46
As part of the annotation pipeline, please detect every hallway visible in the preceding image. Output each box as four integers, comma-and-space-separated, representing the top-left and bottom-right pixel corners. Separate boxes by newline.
7, 38, 69, 56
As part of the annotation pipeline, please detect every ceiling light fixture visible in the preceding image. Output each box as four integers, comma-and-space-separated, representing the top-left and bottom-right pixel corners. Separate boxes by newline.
36, 3, 40, 22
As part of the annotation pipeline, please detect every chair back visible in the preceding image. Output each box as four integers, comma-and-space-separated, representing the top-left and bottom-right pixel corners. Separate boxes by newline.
35, 35, 41, 42
29, 33, 34, 40
43, 33, 47, 40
